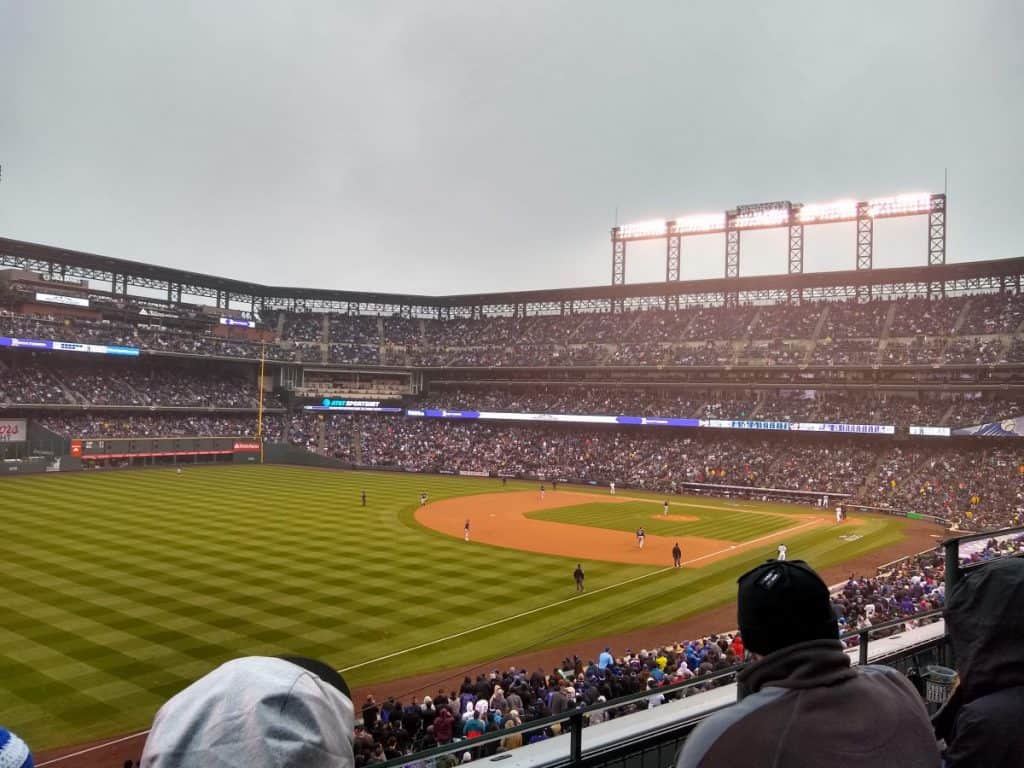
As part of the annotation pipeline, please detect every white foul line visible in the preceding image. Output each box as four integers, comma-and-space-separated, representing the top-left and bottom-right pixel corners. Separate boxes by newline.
339, 564, 674, 672
340, 515, 820, 673
36, 730, 151, 767
35, 512, 820, 764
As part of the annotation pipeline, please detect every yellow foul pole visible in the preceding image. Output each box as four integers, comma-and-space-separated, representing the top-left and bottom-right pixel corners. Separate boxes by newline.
257, 342, 266, 464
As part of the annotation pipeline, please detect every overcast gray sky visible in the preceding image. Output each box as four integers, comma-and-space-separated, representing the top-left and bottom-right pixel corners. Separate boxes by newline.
0, 1, 1020, 295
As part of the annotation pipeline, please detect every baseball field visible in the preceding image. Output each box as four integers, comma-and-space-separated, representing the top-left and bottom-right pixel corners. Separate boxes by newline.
0, 464, 938, 751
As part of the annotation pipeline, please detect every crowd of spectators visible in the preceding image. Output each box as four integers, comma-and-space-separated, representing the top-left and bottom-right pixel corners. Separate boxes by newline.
889, 296, 968, 337
280, 313, 324, 342
809, 338, 879, 365
819, 299, 888, 338
958, 292, 1024, 335
836, 548, 945, 633
0, 358, 70, 403
352, 635, 745, 766
735, 339, 805, 365
346, 419, 870, 496
749, 301, 820, 339
870, 446, 1024, 530
5, 292, 1024, 370
1, 356, 270, 408
37, 412, 284, 440
0, 311, 305, 362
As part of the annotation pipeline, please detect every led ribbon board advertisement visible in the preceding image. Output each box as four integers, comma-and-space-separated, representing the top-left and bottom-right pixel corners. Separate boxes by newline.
219, 318, 256, 328
954, 417, 1024, 437
0, 337, 140, 357
909, 426, 952, 437
701, 419, 895, 435
405, 409, 894, 434
0, 419, 27, 443
304, 398, 403, 413
407, 409, 699, 427
35, 292, 90, 308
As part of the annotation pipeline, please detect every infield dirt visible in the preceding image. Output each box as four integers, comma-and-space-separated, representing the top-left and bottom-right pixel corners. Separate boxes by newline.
415, 489, 854, 566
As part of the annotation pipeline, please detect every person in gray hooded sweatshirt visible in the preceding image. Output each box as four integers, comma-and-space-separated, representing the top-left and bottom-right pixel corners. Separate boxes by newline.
933, 556, 1024, 767
140, 656, 354, 768
676, 560, 939, 768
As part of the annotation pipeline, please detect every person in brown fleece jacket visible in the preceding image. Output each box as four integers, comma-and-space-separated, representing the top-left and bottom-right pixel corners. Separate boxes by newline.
676, 560, 940, 768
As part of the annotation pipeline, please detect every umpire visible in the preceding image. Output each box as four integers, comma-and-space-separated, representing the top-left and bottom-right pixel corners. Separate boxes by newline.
573, 564, 585, 592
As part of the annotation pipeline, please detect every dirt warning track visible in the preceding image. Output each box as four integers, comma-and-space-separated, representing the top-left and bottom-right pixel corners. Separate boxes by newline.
415, 489, 848, 566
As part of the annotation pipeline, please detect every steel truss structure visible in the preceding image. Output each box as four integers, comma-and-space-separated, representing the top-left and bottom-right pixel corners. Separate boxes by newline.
0, 225, 1015, 324
610, 192, 947, 290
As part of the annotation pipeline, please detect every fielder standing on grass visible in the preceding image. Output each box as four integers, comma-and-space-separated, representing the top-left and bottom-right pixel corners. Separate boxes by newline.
663, 499, 670, 516
573, 563, 585, 592
777, 542, 788, 561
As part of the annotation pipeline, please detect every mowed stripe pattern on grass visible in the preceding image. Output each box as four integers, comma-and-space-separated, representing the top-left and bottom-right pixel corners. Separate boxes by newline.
529, 500, 793, 541
0, 467, 645, 749
0, 466, 912, 751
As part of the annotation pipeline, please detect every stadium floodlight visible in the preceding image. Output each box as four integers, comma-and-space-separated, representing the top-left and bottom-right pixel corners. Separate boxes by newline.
671, 213, 726, 234
731, 207, 791, 229
867, 193, 932, 218
617, 219, 668, 238
798, 199, 858, 223
609, 190, 946, 285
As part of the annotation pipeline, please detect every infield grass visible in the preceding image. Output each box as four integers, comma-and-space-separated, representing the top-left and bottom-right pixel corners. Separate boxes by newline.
529, 499, 794, 540
0, 465, 915, 750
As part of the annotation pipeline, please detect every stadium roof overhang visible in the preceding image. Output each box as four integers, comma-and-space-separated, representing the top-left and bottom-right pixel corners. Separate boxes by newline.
1, 235, 1023, 313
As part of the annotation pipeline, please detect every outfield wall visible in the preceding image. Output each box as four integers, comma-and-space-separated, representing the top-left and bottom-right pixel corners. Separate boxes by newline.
262, 442, 353, 469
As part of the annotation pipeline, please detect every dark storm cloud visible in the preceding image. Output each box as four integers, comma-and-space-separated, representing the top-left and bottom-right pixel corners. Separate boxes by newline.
0, 0, 1020, 295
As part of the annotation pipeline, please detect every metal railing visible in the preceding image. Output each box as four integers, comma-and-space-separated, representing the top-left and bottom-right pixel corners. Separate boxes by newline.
944, 524, 1024, 598
377, 611, 948, 768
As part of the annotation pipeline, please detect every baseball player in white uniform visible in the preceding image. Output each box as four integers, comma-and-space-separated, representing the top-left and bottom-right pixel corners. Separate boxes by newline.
777, 543, 788, 561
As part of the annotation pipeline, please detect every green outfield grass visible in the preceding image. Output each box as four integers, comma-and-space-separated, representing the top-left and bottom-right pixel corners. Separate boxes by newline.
0, 466, 915, 750
529, 499, 795, 540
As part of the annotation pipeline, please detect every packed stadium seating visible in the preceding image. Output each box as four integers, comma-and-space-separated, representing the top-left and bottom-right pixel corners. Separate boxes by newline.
36, 412, 285, 440
6, 289, 1024, 368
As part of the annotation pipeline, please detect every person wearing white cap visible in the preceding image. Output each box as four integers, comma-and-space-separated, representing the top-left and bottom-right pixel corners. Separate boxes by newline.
0, 728, 33, 768
140, 656, 354, 768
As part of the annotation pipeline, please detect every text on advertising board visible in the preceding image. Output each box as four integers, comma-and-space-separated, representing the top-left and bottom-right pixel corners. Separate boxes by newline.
0, 419, 27, 443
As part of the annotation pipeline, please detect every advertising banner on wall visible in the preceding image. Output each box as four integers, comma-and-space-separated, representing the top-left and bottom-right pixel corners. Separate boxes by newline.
954, 416, 1024, 437
0, 419, 27, 443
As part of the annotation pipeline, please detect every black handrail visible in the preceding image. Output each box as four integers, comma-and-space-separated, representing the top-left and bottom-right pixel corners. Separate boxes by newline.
943, 525, 1024, 599
377, 608, 946, 768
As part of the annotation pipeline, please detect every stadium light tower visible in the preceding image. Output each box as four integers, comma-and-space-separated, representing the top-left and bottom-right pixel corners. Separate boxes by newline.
610, 192, 947, 289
